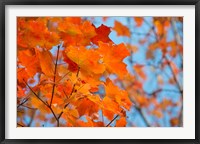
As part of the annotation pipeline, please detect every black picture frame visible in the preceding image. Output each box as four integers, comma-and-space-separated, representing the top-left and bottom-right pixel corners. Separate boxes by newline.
0, 0, 199, 143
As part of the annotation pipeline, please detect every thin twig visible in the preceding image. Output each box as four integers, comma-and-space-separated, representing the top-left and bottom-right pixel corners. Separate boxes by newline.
23, 79, 59, 127
27, 110, 36, 127
106, 115, 119, 127
58, 67, 80, 120
20, 105, 37, 110
17, 98, 29, 109
135, 107, 151, 127
50, 45, 60, 107
57, 102, 70, 119
102, 109, 104, 124
17, 123, 25, 127
160, 56, 183, 127
165, 56, 183, 127
23, 79, 48, 107
164, 57, 183, 93
63, 90, 68, 98
49, 106, 59, 127
56, 71, 71, 84
144, 88, 181, 96
144, 19, 159, 42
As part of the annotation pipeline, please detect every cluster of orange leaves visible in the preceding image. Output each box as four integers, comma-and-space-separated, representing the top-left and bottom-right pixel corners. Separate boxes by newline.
17, 17, 183, 127
17, 17, 133, 127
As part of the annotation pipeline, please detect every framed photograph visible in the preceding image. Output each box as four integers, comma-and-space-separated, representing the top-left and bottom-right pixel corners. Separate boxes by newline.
1, 0, 199, 143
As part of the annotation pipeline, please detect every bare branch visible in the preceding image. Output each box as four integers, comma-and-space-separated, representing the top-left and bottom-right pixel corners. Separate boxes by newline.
23, 79, 48, 107
17, 98, 29, 109
17, 123, 25, 127
106, 115, 119, 127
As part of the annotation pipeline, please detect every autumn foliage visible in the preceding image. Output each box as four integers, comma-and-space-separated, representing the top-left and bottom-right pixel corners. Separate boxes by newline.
17, 17, 183, 127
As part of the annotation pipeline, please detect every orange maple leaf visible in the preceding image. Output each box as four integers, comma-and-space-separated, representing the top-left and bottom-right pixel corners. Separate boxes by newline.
105, 79, 132, 110
134, 17, 144, 27
133, 64, 147, 80
113, 21, 131, 37
91, 24, 112, 45
116, 116, 126, 127
66, 45, 105, 76
98, 42, 130, 78
36, 48, 55, 77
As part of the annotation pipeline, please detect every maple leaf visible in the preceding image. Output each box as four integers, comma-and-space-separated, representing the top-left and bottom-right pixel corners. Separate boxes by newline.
91, 24, 112, 45
58, 19, 96, 46
36, 48, 55, 77
17, 68, 29, 87
65, 45, 105, 76
18, 48, 41, 78
104, 79, 132, 110
76, 98, 99, 117
17, 86, 26, 98
30, 96, 51, 114
103, 109, 115, 120
102, 96, 122, 116
134, 17, 144, 27
80, 21, 97, 39
58, 18, 82, 35
170, 117, 179, 126
17, 18, 60, 50
133, 64, 147, 80
63, 53, 79, 72
112, 21, 131, 37
149, 38, 168, 54
154, 20, 164, 36
126, 44, 138, 53
116, 116, 126, 127
151, 109, 163, 118
97, 42, 130, 78
76, 116, 104, 127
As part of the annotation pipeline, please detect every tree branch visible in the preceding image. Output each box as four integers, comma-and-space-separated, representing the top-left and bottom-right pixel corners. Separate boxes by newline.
50, 45, 60, 107
23, 79, 48, 107
23, 79, 59, 127
20, 105, 37, 110
57, 102, 70, 119
17, 98, 29, 109
57, 67, 80, 120
27, 110, 36, 127
17, 123, 25, 127
135, 107, 151, 127
106, 115, 119, 127
164, 56, 183, 93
